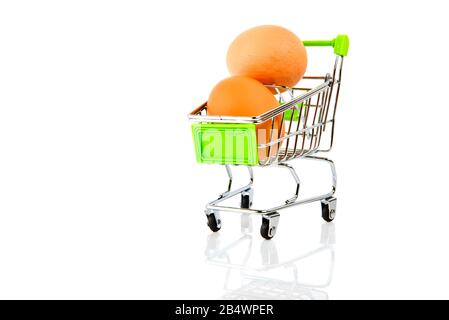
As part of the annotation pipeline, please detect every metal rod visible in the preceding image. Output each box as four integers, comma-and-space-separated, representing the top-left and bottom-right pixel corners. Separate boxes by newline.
188, 81, 332, 124
209, 165, 254, 206
225, 165, 232, 192
207, 156, 336, 214
257, 120, 332, 148
278, 163, 301, 204
257, 81, 331, 122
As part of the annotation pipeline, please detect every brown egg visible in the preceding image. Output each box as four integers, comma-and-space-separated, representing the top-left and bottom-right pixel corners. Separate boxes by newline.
207, 76, 285, 161
227, 25, 307, 88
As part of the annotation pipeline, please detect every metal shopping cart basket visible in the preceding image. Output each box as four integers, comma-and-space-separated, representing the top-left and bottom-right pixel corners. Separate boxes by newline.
189, 35, 349, 239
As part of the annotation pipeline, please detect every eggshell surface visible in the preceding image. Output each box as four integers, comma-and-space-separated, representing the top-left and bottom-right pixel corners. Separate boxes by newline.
227, 25, 308, 88
207, 76, 284, 160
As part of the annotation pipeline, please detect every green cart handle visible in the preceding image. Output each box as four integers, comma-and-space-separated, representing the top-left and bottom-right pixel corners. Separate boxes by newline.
303, 34, 349, 56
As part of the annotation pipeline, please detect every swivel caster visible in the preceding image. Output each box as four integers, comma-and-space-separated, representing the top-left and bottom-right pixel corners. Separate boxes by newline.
321, 197, 337, 222
240, 189, 253, 209
260, 212, 280, 240
205, 210, 221, 232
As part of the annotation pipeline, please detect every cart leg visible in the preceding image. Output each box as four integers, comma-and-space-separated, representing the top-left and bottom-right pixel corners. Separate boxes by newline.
304, 156, 337, 195
241, 167, 254, 208
206, 166, 254, 232
209, 166, 254, 206
224, 165, 233, 194
278, 163, 300, 204
303, 156, 337, 221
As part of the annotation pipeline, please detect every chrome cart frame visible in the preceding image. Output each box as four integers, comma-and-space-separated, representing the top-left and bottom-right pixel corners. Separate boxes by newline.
189, 35, 349, 239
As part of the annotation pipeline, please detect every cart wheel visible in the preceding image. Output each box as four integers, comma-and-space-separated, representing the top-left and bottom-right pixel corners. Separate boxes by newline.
240, 189, 253, 209
206, 210, 221, 232
321, 197, 337, 222
260, 212, 280, 240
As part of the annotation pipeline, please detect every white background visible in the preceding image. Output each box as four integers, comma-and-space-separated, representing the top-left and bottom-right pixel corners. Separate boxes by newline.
1, 0, 448, 299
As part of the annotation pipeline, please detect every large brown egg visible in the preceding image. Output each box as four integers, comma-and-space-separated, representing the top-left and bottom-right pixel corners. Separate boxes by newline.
207, 76, 285, 161
226, 25, 308, 88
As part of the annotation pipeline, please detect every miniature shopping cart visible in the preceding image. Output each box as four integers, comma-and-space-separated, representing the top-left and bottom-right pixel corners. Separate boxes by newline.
189, 35, 349, 239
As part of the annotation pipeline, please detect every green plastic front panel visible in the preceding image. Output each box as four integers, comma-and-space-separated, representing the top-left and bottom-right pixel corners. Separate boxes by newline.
192, 123, 259, 165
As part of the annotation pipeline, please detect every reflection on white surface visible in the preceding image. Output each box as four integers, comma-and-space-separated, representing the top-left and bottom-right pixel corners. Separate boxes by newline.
205, 217, 335, 300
